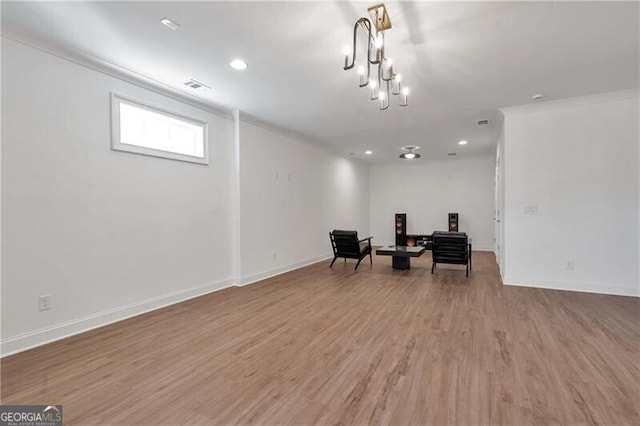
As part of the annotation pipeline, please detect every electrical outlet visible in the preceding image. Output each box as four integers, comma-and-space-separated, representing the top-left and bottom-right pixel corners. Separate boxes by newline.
565, 260, 575, 270
39, 295, 52, 311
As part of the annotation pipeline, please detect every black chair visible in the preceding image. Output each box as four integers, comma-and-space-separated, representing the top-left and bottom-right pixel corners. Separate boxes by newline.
431, 231, 470, 277
329, 230, 373, 270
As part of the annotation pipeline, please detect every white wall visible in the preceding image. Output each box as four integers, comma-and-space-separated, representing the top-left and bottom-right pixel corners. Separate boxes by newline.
238, 119, 370, 284
369, 156, 495, 250
1, 38, 372, 355
501, 90, 639, 296
1, 38, 236, 354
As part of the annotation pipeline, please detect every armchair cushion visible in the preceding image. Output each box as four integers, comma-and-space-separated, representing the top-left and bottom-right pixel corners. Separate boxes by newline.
359, 242, 370, 254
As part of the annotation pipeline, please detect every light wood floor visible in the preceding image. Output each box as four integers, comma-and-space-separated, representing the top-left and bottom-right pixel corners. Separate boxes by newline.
2, 251, 639, 425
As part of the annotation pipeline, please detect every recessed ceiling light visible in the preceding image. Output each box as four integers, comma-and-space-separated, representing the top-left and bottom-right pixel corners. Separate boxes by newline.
458, 140, 468, 145
365, 150, 373, 155
230, 59, 248, 71
532, 93, 544, 101
160, 18, 180, 30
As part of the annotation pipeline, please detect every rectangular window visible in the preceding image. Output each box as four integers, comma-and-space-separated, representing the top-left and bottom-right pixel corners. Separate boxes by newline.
111, 93, 208, 164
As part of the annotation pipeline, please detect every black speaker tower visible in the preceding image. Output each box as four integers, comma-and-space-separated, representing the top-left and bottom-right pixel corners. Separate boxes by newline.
395, 213, 407, 246
448, 213, 459, 232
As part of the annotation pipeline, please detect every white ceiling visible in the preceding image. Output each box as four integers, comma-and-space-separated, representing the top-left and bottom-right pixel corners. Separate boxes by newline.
2, 1, 638, 163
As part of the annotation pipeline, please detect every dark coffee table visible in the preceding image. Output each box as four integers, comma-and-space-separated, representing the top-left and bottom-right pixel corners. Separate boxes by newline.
376, 246, 426, 270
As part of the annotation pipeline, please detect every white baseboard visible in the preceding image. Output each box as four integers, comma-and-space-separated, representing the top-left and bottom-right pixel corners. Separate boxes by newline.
239, 254, 333, 287
1, 278, 235, 357
1, 254, 336, 357
504, 277, 639, 297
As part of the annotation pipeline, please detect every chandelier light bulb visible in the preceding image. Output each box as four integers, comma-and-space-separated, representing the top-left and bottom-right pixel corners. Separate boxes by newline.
400, 87, 409, 107
386, 58, 393, 66
375, 34, 384, 49
357, 66, 367, 85
405, 153, 416, 159
379, 91, 385, 100
391, 73, 402, 95
370, 81, 379, 100
343, 45, 352, 68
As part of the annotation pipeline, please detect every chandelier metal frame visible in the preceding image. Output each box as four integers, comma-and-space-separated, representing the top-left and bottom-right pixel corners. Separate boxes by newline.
343, 3, 408, 110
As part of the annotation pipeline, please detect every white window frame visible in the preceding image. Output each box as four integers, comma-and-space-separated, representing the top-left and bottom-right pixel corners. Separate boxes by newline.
110, 93, 209, 165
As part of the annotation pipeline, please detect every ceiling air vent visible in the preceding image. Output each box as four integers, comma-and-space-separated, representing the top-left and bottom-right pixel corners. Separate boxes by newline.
477, 119, 489, 125
448, 153, 457, 156
184, 79, 210, 90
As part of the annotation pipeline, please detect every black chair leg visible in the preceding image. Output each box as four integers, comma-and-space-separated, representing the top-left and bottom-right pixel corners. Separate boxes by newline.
431, 262, 435, 274
369, 252, 372, 264
466, 263, 469, 277
355, 257, 363, 270
330, 257, 337, 268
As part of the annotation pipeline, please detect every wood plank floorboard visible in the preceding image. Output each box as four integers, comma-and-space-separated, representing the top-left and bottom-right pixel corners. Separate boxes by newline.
2, 251, 639, 425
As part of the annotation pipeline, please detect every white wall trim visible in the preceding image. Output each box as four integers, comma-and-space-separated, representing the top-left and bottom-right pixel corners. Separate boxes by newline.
231, 110, 242, 283
500, 88, 639, 117
239, 254, 333, 287
1, 278, 235, 357
504, 277, 639, 298
1, 255, 337, 357
472, 245, 494, 252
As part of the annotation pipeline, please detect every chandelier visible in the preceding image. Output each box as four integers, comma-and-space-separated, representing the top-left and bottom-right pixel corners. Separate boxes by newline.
343, 3, 408, 110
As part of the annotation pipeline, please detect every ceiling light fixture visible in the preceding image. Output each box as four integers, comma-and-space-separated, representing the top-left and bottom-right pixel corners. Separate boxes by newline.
343, 3, 408, 109
230, 59, 248, 71
400, 146, 421, 160
532, 93, 544, 101
365, 150, 373, 155
458, 140, 468, 145
160, 18, 180, 30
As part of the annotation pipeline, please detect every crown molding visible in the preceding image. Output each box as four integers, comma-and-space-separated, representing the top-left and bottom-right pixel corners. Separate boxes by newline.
1, 22, 232, 120
237, 111, 366, 163
500, 88, 639, 117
